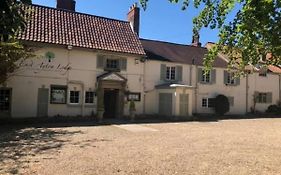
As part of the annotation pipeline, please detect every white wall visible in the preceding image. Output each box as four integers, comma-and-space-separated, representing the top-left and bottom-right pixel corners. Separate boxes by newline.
196, 67, 247, 115
247, 73, 280, 112
144, 60, 280, 116
5, 46, 144, 118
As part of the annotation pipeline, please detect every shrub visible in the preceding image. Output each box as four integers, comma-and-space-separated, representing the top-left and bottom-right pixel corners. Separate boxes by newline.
214, 94, 230, 116
266, 105, 281, 115
266, 105, 279, 113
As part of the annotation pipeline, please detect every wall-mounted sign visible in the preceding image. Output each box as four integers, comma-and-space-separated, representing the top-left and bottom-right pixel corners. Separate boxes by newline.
18, 52, 71, 75
50, 85, 67, 104
127, 92, 141, 101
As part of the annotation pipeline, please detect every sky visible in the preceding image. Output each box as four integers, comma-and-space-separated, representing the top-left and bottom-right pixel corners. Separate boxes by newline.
31, 0, 229, 46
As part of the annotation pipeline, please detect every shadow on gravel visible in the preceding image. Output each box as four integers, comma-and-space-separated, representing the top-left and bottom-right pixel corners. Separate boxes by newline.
0, 127, 82, 174
0, 113, 280, 129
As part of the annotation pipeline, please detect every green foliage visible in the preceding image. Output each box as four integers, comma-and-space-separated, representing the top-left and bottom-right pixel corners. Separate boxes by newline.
129, 100, 136, 112
139, 0, 281, 72
0, 40, 33, 83
0, 0, 33, 84
214, 94, 230, 116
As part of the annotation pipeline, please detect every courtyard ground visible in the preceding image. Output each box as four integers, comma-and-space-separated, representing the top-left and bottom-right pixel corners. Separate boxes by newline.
1, 118, 281, 175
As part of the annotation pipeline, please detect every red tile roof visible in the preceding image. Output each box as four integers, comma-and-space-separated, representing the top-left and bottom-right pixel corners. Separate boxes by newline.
268, 65, 281, 74
18, 4, 145, 56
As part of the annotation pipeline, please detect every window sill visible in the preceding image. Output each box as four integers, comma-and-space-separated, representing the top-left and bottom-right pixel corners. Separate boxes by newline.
50, 102, 67, 105
199, 82, 212, 85
225, 83, 236, 86
67, 104, 81, 107
85, 104, 95, 107
104, 68, 121, 72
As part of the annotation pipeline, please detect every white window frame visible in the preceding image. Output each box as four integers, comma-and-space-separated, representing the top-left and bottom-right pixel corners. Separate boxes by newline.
202, 98, 214, 108
85, 91, 94, 104
69, 90, 80, 104
201, 70, 211, 83
227, 72, 235, 85
105, 58, 119, 70
166, 66, 176, 81
257, 93, 267, 103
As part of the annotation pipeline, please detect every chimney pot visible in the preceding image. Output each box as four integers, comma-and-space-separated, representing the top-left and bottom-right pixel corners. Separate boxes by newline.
57, 0, 76, 11
191, 30, 202, 47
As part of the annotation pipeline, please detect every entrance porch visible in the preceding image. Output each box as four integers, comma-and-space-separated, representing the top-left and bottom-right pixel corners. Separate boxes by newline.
96, 72, 127, 120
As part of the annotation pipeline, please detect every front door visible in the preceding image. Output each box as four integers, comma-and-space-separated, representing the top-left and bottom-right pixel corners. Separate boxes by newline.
37, 88, 49, 117
104, 89, 118, 118
159, 93, 173, 117
0, 88, 12, 118
180, 94, 189, 116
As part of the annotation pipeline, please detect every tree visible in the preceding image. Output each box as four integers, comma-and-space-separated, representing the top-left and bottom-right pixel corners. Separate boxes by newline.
140, 0, 281, 73
0, 0, 33, 84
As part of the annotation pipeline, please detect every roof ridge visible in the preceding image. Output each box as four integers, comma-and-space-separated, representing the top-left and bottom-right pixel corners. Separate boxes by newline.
140, 38, 208, 50
29, 3, 130, 24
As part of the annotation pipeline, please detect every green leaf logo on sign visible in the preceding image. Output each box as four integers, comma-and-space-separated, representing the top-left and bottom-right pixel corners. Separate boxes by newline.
45, 51, 55, 62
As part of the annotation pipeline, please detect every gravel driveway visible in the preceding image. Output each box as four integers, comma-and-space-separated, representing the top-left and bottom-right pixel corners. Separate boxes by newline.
1, 118, 281, 175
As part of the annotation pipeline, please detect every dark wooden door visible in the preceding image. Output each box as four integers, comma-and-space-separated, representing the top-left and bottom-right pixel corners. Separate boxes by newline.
104, 89, 118, 118
37, 88, 49, 117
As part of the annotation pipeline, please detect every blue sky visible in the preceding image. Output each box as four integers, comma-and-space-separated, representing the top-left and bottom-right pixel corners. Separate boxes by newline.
32, 0, 229, 45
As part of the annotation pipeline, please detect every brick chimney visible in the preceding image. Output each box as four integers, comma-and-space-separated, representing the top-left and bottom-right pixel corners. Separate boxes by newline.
57, 0, 76, 11
191, 30, 202, 47
127, 3, 140, 36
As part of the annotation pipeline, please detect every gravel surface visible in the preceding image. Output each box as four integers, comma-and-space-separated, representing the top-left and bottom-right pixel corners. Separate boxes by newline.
1, 118, 281, 175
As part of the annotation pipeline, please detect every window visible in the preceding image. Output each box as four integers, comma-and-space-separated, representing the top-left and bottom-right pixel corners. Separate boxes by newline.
202, 98, 215, 108
166, 66, 176, 80
106, 59, 119, 70
201, 70, 211, 83
0, 89, 11, 111
50, 85, 67, 104
227, 72, 235, 85
202, 98, 208, 107
69, 91, 80, 104
97, 55, 126, 71
127, 92, 141, 101
85, 91, 94, 104
259, 72, 267, 77
257, 93, 267, 103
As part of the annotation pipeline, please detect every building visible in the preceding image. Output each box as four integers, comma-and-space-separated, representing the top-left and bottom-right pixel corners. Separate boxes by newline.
0, 0, 280, 119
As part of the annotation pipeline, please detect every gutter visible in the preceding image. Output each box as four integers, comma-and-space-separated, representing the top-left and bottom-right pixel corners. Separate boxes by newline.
194, 64, 198, 114
246, 73, 249, 113
279, 75, 281, 104
143, 56, 147, 115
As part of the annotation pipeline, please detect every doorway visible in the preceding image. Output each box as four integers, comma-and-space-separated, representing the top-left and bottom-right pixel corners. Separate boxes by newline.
159, 93, 173, 117
103, 89, 119, 118
37, 88, 49, 117
0, 88, 12, 118
179, 94, 189, 116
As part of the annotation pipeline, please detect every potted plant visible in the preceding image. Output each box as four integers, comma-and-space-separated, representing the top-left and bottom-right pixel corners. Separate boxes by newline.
129, 100, 136, 121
